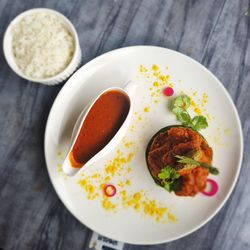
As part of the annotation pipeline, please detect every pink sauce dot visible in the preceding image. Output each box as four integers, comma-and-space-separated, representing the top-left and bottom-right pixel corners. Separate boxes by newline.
163, 87, 174, 96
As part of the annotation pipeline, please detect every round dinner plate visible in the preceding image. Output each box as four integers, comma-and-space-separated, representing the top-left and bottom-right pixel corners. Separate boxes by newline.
44, 46, 243, 244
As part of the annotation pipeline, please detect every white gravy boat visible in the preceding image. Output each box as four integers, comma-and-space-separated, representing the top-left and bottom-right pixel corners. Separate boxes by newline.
62, 81, 136, 176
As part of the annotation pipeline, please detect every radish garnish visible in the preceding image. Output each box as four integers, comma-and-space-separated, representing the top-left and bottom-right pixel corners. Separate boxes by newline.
103, 184, 117, 197
202, 179, 218, 196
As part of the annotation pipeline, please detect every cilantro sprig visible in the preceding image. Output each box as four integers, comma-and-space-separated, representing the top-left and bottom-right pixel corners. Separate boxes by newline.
170, 95, 208, 131
158, 166, 181, 192
175, 155, 219, 175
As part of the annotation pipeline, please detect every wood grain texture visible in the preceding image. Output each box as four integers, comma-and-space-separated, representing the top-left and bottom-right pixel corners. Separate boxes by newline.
0, 0, 250, 249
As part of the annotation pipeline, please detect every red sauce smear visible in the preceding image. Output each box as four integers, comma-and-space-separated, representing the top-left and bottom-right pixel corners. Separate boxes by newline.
70, 90, 130, 168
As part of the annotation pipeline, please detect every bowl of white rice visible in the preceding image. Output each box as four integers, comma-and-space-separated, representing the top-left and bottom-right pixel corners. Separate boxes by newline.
3, 8, 81, 85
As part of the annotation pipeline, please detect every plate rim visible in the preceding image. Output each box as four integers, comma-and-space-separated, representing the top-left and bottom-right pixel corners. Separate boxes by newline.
44, 45, 244, 245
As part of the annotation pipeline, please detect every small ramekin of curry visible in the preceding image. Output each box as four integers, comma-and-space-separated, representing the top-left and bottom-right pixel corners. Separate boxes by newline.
146, 95, 219, 197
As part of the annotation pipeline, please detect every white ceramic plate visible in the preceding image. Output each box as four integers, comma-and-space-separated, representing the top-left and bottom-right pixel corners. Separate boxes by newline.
44, 46, 243, 244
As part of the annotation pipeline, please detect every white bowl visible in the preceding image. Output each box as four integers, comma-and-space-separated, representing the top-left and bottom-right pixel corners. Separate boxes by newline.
3, 8, 81, 85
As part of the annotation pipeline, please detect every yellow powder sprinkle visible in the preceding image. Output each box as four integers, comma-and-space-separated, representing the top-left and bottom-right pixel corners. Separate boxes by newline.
144, 107, 150, 112
159, 75, 169, 82
127, 153, 134, 162
57, 163, 62, 172
191, 99, 202, 115
140, 64, 172, 105
57, 152, 62, 156
152, 64, 159, 71
85, 184, 95, 194
140, 65, 148, 73
120, 190, 127, 197
92, 173, 99, 179
105, 150, 135, 177
105, 176, 111, 182
79, 178, 100, 200
153, 81, 159, 87
124, 141, 134, 148
191, 100, 196, 107
168, 213, 177, 222
79, 179, 87, 187
201, 93, 208, 107
190, 92, 210, 116
194, 107, 202, 115
125, 180, 131, 186
134, 203, 141, 210
119, 189, 173, 222
102, 198, 117, 211
153, 71, 161, 78
133, 192, 141, 200
118, 181, 125, 188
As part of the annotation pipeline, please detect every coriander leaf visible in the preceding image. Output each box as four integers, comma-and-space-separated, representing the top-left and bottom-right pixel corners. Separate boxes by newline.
171, 106, 184, 115
164, 182, 172, 192
176, 110, 192, 126
169, 94, 208, 131
158, 168, 170, 179
163, 179, 182, 192
175, 155, 219, 175
191, 116, 208, 131
158, 166, 181, 192
170, 95, 191, 114
158, 166, 180, 180
170, 179, 182, 192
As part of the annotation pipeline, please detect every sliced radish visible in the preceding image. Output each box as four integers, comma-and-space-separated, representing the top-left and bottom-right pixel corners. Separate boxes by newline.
202, 178, 218, 196
103, 184, 117, 197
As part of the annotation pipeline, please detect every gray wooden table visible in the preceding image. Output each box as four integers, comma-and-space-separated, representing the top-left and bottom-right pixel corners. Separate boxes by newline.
0, 0, 250, 249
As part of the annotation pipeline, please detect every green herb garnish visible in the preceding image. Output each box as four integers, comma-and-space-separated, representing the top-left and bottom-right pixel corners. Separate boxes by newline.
175, 155, 219, 175
170, 95, 208, 131
191, 116, 208, 131
158, 166, 181, 192
171, 95, 191, 114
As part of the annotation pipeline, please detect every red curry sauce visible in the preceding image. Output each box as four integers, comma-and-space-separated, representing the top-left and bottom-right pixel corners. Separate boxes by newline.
70, 90, 130, 168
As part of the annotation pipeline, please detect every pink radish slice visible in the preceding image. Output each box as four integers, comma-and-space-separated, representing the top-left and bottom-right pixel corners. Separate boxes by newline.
104, 184, 117, 197
202, 178, 218, 196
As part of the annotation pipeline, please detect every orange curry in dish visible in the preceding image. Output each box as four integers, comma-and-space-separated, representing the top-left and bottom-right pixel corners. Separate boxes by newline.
147, 126, 213, 196
70, 90, 130, 168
